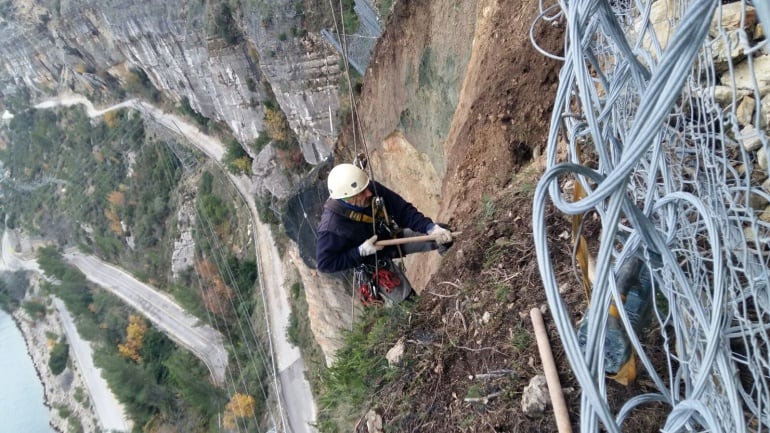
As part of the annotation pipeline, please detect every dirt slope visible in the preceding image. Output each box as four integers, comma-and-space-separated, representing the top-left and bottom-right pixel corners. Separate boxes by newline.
341, 0, 667, 431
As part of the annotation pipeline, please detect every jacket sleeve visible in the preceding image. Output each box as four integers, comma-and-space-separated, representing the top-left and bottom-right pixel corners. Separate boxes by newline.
376, 183, 434, 233
316, 230, 363, 273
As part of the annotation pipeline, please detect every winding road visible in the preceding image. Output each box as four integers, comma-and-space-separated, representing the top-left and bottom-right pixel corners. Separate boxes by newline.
63, 251, 228, 384
0, 230, 132, 432
33, 94, 317, 433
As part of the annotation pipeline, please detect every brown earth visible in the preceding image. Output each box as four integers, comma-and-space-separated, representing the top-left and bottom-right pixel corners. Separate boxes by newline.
341, 0, 668, 432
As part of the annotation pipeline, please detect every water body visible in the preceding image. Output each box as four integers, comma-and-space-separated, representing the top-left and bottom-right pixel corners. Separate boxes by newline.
0, 309, 54, 433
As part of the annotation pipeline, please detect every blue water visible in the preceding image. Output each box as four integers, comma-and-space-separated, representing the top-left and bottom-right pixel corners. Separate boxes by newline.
0, 309, 54, 433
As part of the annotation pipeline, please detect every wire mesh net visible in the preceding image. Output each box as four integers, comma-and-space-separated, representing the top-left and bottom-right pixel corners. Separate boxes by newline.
532, 0, 770, 431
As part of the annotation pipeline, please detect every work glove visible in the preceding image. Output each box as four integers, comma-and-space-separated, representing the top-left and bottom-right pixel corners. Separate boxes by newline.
428, 224, 453, 244
358, 235, 383, 257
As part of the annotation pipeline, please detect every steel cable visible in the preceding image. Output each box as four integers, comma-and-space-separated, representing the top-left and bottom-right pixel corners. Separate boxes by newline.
532, 0, 770, 431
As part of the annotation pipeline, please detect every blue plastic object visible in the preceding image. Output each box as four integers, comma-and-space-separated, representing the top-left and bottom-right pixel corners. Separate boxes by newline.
577, 256, 653, 374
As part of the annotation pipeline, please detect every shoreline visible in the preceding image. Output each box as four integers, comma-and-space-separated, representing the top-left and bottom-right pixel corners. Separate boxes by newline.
10, 311, 65, 433
11, 297, 99, 433
2, 229, 131, 433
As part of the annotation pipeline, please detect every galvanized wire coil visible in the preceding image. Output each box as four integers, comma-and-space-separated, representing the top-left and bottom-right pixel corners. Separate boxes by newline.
532, 0, 770, 431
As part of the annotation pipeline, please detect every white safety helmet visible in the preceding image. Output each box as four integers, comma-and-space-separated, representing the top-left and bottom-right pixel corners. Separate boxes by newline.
327, 163, 370, 199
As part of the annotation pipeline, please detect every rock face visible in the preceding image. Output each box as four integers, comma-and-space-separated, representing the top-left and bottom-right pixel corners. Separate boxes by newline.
0, 0, 341, 164
287, 244, 357, 365
0, 0, 353, 361
171, 198, 196, 279
0, 0, 472, 366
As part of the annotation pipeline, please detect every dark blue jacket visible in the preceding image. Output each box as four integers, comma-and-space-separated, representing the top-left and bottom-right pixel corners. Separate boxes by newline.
316, 181, 435, 273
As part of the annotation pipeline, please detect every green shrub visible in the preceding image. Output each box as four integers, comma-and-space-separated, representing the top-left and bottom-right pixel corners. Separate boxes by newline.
222, 138, 253, 175
179, 97, 209, 130
287, 310, 300, 346
246, 76, 257, 92
56, 403, 71, 419
200, 171, 214, 195
74, 387, 87, 404
67, 416, 83, 433
22, 299, 47, 318
251, 131, 271, 154
214, 3, 242, 45
49, 340, 70, 375
316, 305, 410, 431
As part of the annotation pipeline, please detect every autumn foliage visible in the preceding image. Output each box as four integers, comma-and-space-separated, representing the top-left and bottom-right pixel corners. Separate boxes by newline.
104, 208, 124, 236
232, 156, 252, 174
107, 190, 126, 207
105, 189, 127, 235
264, 107, 289, 142
118, 314, 147, 363
197, 259, 234, 316
103, 110, 119, 128
222, 393, 256, 429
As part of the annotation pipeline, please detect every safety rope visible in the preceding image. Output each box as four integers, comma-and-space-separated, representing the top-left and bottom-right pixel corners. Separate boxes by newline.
373, 268, 400, 294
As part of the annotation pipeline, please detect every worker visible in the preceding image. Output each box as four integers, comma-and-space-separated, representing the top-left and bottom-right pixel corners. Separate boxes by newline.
316, 163, 453, 303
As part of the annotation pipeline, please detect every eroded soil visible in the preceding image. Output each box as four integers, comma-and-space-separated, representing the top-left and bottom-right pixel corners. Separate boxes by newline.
348, 0, 669, 431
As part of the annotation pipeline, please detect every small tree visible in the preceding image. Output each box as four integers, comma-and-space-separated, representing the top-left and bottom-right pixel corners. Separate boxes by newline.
197, 259, 234, 317
49, 340, 70, 375
222, 139, 252, 175
264, 108, 289, 142
117, 314, 147, 363
22, 299, 47, 318
222, 393, 256, 429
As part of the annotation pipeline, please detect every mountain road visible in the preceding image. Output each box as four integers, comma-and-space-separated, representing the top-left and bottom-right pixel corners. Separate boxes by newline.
33, 94, 317, 433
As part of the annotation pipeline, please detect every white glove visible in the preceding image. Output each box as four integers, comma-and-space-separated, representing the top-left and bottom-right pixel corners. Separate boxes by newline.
358, 235, 383, 257
428, 224, 453, 244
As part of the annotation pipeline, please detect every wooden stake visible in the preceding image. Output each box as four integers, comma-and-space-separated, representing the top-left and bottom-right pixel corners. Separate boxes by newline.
374, 232, 462, 247
530, 307, 573, 433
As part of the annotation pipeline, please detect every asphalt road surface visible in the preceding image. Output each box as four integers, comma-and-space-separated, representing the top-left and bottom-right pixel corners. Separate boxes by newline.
0, 231, 132, 432
34, 94, 318, 433
63, 251, 229, 384
53, 297, 133, 432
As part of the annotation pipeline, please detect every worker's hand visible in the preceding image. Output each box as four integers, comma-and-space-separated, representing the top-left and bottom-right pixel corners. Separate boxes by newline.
428, 224, 453, 244
358, 235, 383, 257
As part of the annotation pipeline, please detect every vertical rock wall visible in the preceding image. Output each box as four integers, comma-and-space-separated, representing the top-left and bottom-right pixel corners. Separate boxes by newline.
0, 0, 341, 164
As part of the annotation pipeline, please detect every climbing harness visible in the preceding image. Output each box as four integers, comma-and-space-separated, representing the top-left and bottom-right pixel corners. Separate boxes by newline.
342, 154, 413, 306
354, 258, 412, 306
323, 197, 384, 224
355, 264, 381, 306
373, 267, 401, 293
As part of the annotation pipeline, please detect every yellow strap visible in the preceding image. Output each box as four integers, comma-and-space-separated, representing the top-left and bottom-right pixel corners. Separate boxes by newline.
609, 352, 637, 385
347, 210, 374, 223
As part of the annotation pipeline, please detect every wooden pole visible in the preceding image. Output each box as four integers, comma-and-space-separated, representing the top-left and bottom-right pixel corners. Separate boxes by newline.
530, 307, 573, 433
374, 232, 462, 247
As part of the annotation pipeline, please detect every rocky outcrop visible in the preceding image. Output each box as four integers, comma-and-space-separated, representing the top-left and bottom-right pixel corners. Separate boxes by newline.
649, 3, 770, 198
287, 244, 356, 365
0, 0, 341, 164
347, 0, 478, 180
279, 0, 479, 362
171, 197, 196, 279
1, 0, 465, 367
251, 142, 302, 200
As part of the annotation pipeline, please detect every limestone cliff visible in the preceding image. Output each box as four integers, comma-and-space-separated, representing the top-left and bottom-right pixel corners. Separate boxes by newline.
286, 0, 479, 363
0, 0, 341, 164
0, 0, 473, 366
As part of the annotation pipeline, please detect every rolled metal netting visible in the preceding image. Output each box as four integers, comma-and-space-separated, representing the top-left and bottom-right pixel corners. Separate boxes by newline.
532, 0, 770, 431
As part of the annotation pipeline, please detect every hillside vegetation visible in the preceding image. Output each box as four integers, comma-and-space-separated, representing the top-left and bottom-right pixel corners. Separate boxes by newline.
309, 0, 667, 431
0, 104, 273, 432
